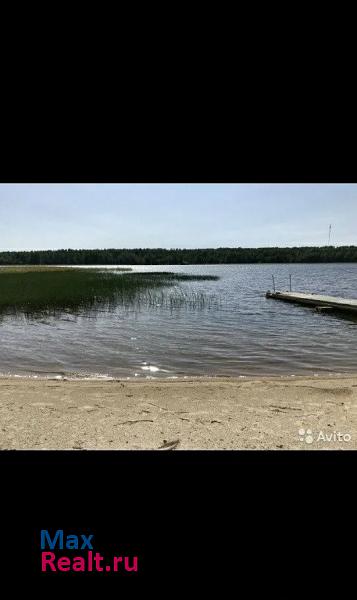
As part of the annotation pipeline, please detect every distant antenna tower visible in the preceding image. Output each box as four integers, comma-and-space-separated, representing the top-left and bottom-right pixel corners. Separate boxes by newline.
328, 224, 332, 246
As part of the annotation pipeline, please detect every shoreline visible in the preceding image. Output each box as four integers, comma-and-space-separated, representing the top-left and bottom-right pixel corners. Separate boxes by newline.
1, 374, 357, 450
1, 372, 356, 381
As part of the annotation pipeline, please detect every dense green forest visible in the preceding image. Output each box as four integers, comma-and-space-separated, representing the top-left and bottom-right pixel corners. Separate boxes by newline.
0, 247, 357, 265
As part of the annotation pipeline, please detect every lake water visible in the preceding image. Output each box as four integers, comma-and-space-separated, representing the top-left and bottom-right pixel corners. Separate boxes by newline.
1, 263, 357, 378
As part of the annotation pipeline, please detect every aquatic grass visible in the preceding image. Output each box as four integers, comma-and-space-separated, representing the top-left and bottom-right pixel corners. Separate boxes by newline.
130, 272, 219, 281
0, 269, 220, 317
135, 289, 221, 311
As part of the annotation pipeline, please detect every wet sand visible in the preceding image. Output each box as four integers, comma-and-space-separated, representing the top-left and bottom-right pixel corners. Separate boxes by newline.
1, 375, 356, 449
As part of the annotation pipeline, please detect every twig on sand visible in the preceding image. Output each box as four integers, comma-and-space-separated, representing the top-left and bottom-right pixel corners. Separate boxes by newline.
158, 439, 180, 450
115, 419, 154, 426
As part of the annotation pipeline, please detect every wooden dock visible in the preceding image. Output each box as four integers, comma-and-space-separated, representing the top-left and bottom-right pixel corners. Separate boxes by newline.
266, 290, 357, 313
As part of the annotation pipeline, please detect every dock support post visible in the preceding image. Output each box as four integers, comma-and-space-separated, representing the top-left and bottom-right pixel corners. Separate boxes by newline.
272, 275, 276, 292
289, 274, 292, 292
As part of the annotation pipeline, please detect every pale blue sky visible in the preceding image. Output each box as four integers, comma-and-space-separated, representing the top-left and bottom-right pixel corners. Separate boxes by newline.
0, 184, 356, 250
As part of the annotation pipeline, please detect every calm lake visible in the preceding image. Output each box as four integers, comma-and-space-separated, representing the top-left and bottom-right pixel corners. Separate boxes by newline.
1, 263, 357, 378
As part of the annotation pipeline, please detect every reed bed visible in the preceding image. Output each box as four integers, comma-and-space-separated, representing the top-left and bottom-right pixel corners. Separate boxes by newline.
132, 289, 221, 311
0, 268, 219, 316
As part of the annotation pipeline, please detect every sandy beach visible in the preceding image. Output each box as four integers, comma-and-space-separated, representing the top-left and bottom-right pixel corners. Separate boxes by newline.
1, 374, 357, 449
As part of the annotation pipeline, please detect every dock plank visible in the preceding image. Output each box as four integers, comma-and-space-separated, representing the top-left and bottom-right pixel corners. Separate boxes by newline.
266, 291, 357, 312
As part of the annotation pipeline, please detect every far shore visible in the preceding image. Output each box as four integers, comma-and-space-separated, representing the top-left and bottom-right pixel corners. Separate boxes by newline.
1, 374, 357, 450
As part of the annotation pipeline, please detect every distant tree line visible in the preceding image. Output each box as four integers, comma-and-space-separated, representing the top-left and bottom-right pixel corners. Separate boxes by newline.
1, 247, 357, 265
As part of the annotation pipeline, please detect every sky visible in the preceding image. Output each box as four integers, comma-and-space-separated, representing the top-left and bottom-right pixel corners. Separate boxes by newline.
0, 183, 356, 250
